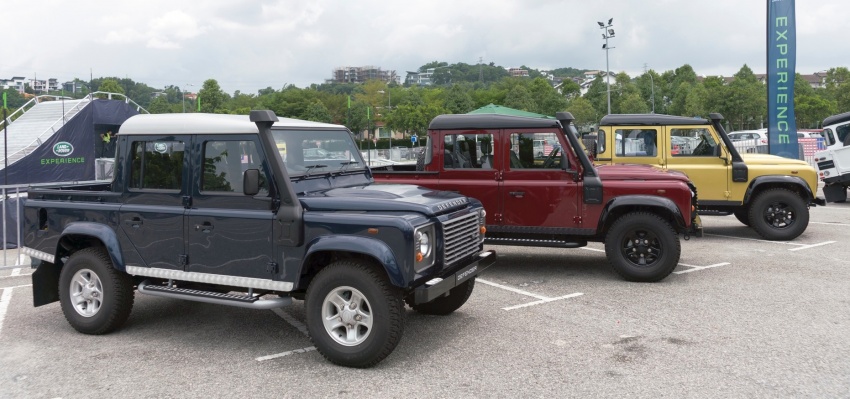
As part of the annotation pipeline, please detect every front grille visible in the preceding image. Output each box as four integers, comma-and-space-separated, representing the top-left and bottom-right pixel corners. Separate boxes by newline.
818, 160, 835, 170
442, 212, 481, 267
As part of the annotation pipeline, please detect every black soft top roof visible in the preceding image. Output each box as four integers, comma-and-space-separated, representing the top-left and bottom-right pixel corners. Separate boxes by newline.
600, 114, 710, 126
429, 114, 561, 130
823, 111, 850, 127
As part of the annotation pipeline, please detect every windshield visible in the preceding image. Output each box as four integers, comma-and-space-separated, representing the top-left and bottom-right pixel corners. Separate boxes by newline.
271, 128, 365, 175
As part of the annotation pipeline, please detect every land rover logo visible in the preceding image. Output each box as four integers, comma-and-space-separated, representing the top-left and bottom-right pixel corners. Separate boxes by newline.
154, 143, 168, 153
52, 142, 73, 157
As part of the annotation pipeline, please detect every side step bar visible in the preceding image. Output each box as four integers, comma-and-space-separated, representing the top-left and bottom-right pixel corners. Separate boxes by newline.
137, 280, 292, 310
485, 237, 587, 248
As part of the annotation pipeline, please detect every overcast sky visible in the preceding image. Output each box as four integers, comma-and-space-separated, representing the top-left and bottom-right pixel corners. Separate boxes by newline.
4, 0, 847, 95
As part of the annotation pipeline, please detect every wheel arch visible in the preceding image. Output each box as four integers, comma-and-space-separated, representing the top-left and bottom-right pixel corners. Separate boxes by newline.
33, 223, 124, 307
299, 235, 405, 291
598, 195, 685, 235
743, 176, 814, 205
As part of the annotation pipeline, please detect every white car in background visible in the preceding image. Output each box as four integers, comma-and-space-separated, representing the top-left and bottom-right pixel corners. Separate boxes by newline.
728, 129, 768, 153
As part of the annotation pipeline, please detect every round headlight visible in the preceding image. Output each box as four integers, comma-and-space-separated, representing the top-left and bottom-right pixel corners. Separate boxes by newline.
416, 230, 431, 258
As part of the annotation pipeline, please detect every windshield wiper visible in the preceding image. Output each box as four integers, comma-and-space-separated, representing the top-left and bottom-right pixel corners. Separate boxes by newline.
338, 161, 360, 172
303, 164, 329, 177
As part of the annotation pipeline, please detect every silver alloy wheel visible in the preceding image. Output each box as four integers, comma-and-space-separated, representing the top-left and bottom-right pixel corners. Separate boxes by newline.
321, 286, 373, 347
69, 268, 103, 317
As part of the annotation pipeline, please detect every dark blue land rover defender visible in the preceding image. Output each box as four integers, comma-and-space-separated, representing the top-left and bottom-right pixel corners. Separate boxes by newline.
23, 111, 494, 368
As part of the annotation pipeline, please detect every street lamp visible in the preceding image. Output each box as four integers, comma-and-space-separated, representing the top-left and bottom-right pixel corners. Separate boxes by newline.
599, 18, 615, 115
647, 70, 655, 114
182, 83, 193, 113
378, 89, 393, 147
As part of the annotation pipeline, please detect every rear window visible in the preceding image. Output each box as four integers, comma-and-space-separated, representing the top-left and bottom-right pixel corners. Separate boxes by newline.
129, 141, 185, 191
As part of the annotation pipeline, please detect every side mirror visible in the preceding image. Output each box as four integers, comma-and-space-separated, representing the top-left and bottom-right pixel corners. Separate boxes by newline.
243, 169, 260, 196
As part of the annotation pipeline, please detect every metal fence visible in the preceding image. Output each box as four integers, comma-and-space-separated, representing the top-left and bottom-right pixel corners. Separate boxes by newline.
0, 185, 28, 271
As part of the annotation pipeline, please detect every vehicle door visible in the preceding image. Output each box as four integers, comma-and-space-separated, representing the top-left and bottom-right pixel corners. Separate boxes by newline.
499, 129, 580, 229
186, 135, 276, 279
663, 126, 731, 202
118, 136, 190, 270
436, 130, 502, 227
596, 126, 663, 167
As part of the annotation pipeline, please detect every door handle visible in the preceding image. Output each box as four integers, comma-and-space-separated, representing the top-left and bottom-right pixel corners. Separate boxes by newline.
123, 217, 142, 228
195, 222, 214, 233
509, 191, 525, 198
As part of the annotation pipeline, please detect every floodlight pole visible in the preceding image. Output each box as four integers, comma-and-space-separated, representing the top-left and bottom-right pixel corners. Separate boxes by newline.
599, 19, 615, 115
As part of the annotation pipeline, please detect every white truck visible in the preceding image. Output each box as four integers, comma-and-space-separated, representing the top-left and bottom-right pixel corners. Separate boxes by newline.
814, 111, 850, 202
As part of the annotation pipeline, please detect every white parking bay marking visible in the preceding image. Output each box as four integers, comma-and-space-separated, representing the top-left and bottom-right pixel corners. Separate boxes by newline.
811, 222, 850, 227
0, 288, 13, 337
705, 233, 835, 251
256, 346, 316, 362
673, 262, 730, 274
580, 247, 605, 253
788, 241, 836, 251
256, 307, 315, 362
477, 278, 583, 311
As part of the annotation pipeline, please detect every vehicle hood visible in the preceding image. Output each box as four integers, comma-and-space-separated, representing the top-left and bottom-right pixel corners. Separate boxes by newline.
298, 183, 475, 216
596, 164, 690, 183
740, 153, 811, 167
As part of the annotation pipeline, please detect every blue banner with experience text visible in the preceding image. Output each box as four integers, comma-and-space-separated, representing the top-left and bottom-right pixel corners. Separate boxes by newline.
767, 0, 798, 159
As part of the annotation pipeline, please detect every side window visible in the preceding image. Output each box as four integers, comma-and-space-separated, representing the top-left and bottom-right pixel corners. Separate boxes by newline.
508, 132, 562, 169
129, 141, 185, 190
824, 128, 836, 146
838, 124, 850, 146
443, 133, 495, 169
671, 128, 718, 156
614, 129, 658, 157
597, 129, 607, 153
202, 140, 269, 195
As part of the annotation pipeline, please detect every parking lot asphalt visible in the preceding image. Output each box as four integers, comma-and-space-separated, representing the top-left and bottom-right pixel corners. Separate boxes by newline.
1, 201, 849, 398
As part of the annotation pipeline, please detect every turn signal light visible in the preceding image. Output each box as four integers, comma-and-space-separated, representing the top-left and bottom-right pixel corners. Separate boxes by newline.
416, 252, 424, 262
480, 226, 487, 235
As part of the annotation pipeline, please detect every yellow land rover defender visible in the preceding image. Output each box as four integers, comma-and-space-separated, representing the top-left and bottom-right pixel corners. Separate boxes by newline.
591, 113, 825, 241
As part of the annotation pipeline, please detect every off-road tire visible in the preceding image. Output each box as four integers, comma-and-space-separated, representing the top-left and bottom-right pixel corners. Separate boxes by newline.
406, 278, 475, 315
748, 188, 809, 241
733, 208, 751, 226
305, 260, 404, 368
604, 212, 680, 282
59, 247, 134, 335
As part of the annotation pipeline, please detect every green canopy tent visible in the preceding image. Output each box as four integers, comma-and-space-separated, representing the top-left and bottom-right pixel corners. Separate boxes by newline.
467, 103, 554, 119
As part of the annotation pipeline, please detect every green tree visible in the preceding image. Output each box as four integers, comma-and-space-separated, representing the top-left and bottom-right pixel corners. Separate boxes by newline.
684, 83, 709, 117
558, 79, 581, 100
302, 100, 333, 123
198, 79, 228, 113
566, 97, 598, 131
504, 85, 536, 112
97, 79, 124, 95
528, 77, 567, 116
795, 95, 836, 128
443, 84, 475, 114
725, 65, 766, 130
619, 92, 650, 114
148, 95, 172, 114
1, 89, 26, 110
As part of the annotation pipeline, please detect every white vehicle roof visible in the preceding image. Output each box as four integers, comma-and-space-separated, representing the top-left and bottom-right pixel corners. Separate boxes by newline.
118, 113, 345, 135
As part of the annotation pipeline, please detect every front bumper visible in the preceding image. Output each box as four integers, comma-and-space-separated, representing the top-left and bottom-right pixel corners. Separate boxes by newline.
413, 250, 496, 304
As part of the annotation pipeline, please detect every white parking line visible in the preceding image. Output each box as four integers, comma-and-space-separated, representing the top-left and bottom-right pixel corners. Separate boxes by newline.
477, 278, 583, 311
705, 233, 835, 251
810, 221, 850, 227
674, 262, 731, 274
256, 307, 315, 362
256, 346, 316, 362
0, 287, 13, 337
